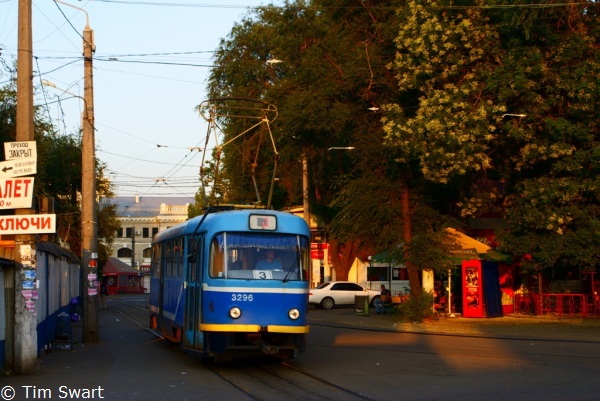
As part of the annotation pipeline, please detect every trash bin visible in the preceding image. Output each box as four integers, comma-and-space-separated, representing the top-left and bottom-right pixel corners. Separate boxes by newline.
55, 312, 72, 350
70, 297, 81, 322
355, 292, 370, 316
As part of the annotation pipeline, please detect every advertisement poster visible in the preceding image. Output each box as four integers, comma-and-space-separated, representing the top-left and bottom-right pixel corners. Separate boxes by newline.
462, 259, 484, 318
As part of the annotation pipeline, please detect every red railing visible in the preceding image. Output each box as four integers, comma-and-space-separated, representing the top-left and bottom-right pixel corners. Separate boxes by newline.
514, 293, 597, 317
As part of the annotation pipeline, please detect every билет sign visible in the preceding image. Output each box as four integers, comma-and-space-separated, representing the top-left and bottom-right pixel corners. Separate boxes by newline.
0, 177, 34, 209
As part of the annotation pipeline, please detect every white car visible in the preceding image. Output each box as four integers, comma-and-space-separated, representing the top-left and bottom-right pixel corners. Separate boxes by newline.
309, 281, 381, 310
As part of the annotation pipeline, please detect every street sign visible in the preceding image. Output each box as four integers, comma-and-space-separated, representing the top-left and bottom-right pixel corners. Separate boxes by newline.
0, 213, 56, 234
0, 177, 34, 209
0, 158, 37, 178
4, 141, 37, 161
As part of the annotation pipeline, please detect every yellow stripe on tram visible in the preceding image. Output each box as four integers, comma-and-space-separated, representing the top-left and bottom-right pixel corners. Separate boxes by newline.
268, 325, 310, 334
200, 323, 261, 332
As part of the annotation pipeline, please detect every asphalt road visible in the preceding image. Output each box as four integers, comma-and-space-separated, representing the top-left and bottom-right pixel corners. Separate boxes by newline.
4, 295, 599, 401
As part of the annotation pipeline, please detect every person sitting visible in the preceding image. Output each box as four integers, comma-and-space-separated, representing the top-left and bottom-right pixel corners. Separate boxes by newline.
375, 285, 392, 314
255, 249, 282, 270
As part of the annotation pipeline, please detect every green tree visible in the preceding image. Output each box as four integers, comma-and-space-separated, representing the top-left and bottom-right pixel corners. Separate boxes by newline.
96, 163, 120, 268
491, 2, 600, 275
0, 67, 119, 262
384, 0, 600, 277
207, 0, 417, 282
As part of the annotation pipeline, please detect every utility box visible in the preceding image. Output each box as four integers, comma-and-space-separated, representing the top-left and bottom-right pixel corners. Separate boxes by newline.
355, 293, 370, 316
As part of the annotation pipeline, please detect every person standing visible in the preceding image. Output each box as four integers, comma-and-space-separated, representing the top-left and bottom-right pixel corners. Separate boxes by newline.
100, 279, 109, 309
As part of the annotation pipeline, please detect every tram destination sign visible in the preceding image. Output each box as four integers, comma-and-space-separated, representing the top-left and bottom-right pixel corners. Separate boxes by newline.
0, 213, 56, 234
0, 177, 34, 209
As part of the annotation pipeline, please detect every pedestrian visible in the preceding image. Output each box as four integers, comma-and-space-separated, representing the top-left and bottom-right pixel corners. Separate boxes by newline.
100, 279, 109, 309
375, 284, 391, 314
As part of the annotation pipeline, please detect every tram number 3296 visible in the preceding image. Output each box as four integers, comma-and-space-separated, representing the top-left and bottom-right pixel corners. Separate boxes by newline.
232, 293, 254, 302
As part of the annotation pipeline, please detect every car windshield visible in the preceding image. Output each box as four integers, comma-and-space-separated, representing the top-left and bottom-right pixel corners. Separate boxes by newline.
209, 232, 309, 281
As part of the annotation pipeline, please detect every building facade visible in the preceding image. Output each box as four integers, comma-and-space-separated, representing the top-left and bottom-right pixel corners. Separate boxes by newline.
107, 196, 193, 288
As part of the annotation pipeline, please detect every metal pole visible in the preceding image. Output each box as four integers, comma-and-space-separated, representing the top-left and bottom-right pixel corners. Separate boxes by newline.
302, 152, 311, 286
131, 227, 136, 268
448, 269, 453, 316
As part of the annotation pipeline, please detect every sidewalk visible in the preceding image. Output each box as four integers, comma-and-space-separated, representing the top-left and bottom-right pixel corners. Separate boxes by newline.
307, 306, 600, 342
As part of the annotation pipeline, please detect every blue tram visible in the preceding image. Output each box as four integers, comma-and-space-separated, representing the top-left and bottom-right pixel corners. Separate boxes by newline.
149, 208, 311, 361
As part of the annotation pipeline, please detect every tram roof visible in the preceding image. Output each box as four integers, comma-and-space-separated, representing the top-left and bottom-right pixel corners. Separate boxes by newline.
152, 208, 309, 244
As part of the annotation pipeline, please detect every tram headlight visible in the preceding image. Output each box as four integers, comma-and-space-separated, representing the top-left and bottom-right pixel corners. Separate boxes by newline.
229, 306, 242, 319
288, 308, 300, 320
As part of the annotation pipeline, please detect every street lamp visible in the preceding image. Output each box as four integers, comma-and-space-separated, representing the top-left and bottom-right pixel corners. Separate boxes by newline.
42, 80, 89, 116
502, 113, 526, 118
327, 147, 355, 151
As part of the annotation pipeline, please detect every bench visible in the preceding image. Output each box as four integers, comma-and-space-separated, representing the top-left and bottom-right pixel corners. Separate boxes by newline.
380, 295, 403, 315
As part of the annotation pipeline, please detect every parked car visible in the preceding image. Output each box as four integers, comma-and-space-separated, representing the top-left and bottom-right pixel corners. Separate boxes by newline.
309, 281, 381, 310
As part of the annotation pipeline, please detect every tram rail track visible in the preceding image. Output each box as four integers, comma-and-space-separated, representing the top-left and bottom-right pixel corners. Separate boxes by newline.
109, 296, 377, 400
207, 360, 377, 401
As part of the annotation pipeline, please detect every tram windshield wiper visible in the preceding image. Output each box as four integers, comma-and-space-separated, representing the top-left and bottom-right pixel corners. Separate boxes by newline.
282, 248, 300, 283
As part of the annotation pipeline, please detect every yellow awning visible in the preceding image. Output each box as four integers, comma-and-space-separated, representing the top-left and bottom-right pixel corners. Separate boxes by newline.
446, 227, 491, 254
446, 228, 511, 263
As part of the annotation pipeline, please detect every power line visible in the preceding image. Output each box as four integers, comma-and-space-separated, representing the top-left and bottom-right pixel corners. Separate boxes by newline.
98, 149, 202, 167
90, 0, 259, 8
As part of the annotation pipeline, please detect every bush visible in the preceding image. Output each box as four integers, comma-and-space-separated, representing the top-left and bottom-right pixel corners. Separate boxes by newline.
398, 291, 435, 323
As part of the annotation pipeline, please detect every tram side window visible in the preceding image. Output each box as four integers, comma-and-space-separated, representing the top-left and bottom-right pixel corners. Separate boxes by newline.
210, 234, 225, 278
151, 244, 161, 277
166, 240, 174, 277
175, 237, 183, 278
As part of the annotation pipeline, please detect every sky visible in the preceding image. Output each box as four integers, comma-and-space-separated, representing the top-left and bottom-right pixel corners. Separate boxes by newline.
0, 0, 276, 199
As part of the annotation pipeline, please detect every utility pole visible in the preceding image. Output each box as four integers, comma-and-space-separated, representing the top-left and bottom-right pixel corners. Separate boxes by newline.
80, 5, 99, 343
54, 0, 98, 342
14, 0, 37, 374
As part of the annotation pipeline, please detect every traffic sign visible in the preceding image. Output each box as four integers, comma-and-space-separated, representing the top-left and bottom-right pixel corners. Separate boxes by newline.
0, 158, 37, 178
0, 213, 56, 234
0, 177, 34, 209
4, 141, 37, 161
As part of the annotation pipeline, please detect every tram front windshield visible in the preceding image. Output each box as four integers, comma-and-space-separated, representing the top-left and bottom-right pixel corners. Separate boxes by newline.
210, 232, 309, 281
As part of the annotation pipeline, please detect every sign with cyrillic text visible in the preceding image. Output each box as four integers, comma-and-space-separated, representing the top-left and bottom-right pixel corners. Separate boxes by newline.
0, 177, 34, 209
0, 214, 56, 234
4, 141, 37, 161
0, 158, 37, 178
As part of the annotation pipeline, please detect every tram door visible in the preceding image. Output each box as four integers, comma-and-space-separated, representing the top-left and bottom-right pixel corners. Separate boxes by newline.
183, 236, 203, 349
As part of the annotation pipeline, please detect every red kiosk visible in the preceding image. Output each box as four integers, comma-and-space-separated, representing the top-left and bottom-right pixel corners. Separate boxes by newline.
102, 257, 145, 295
462, 260, 484, 318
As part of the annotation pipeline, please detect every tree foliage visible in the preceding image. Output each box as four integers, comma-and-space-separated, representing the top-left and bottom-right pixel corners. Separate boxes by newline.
205, 0, 599, 287
207, 0, 411, 281
384, 0, 600, 275
0, 66, 119, 262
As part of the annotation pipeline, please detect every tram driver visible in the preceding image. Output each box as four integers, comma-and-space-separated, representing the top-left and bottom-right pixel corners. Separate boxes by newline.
256, 249, 283, 270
